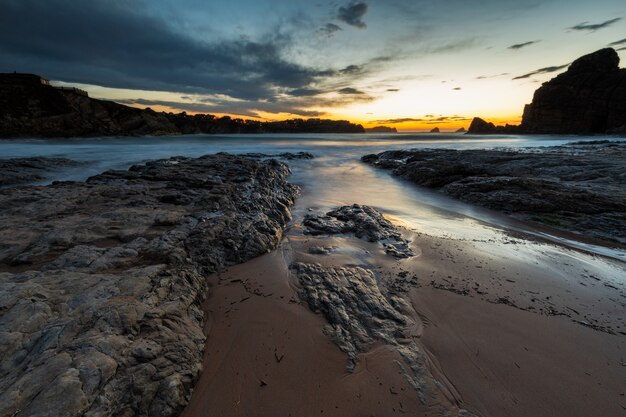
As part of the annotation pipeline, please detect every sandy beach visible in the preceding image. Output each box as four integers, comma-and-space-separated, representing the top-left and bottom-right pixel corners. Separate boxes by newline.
182, 201, 625, 417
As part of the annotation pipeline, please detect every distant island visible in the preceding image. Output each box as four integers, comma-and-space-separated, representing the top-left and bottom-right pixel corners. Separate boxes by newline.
0, 73, 365, 138
364, 126, 397, 133
468, 48, 626, 135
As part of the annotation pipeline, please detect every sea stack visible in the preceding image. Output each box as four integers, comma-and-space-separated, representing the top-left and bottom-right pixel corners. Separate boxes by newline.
430, 127, 440, 133
521, 48, 626, 134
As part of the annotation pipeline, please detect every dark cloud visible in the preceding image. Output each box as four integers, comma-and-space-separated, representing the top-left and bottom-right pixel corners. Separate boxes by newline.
319, 23, 343, 37
453, 87, 461, 90
338, 2, 369, 29
386, 88, 400, 92
512, 64, 568, 80
609, 38, 626, 46
508, 40, 540, 50
618, 46, 626, 51
476, 73, 510, 79
568, 18, 622, 32
338, 87, 366, 94
0, 0, 354, 109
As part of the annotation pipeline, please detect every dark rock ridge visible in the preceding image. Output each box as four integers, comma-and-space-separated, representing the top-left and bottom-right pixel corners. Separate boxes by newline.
365, 126, 398, 133
0, 157, 84, 187
0, 73, 365, 138
0, 154, 299, 417
303, 204, 415, 258
468, 48, 626, 134
430, 127, 440, 133
363, 141, 626, 244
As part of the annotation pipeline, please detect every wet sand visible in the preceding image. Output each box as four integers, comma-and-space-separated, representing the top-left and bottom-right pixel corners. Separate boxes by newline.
182, 210, 626, 417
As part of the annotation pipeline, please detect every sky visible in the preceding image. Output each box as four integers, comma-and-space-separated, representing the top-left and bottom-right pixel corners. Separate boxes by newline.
1, 0, 625, 131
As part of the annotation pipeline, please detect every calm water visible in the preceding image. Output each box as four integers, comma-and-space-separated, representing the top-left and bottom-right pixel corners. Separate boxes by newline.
1, 132, 625, 263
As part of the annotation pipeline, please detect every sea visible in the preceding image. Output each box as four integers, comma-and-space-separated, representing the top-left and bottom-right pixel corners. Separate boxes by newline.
1, 132, 624, 266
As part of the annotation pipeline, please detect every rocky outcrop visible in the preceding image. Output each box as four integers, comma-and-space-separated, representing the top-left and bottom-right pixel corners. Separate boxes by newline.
455, 127, 466, 133
521, 48, 626, 133
365, 126, 398, 133
303, 204, 414, 258
0, 157, 84, 187
469, 48, 626, 134
363, 141, 626, 244
467, 117, 520, 134
429, 127, 440, 133
0, 74, 365, 137
0, 154, 299, 417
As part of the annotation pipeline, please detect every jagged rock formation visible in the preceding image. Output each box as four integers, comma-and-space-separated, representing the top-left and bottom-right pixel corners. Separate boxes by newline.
455, 127, 466, 133
363, 141, 626, 244
303, 204, 414, 258
0, 73, 365, 137
521, 48, 626, 133
0, 154, 299, 417
430, 127, 440, 133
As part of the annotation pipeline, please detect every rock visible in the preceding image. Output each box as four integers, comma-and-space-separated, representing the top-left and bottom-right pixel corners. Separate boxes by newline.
455, 127, 466, 133
365, 126, 398, 133
0, 154, 299, 417
522, 48, 626, 133
291, 262, 464, 413
0, 157, 84, 187
363, 142, 626, 244
430, 127, 440, 133
303, 204, 414, 258
467, 117, 520, 134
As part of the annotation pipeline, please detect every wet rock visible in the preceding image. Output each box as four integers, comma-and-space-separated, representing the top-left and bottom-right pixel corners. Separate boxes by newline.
0, 154, 299, 417
0, 157, 83, 187
242, 152, 315, 160
292, 262, 465, 413
363, 142, 626, 244
303, 204, 414, 258
308, 246, 337, 255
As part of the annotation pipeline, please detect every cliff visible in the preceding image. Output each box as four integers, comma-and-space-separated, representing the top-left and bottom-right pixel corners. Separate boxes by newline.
365, 126, 398, 133
0, 73, 365, 137
468, 48, 626, 135
521, 48, 626, 133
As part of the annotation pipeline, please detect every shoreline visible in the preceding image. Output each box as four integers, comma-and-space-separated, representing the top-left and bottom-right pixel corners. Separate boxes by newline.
182, 202, 625, 417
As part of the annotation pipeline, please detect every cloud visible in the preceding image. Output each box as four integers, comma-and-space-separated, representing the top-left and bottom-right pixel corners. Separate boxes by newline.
386, 88, 400, 92
512, 64, 569, 80
318, 23, 343, 37
508, 40, 540, 50
0, 0, 366, 112
338, 87, 366, 94
338, 2, 369, 29
453, 87, 461, 90
373, 116, 470, 125
609, 38, 626, 46
568, 18, 622, 32
476, 73, 510, 79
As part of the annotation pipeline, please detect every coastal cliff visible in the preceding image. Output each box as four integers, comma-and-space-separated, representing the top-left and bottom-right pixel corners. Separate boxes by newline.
468, 48, 626, 134
0, 73, 365, 138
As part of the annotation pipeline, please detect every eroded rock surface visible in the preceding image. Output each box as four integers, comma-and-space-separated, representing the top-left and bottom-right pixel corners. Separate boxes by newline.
363, 141, 626, 244
0, 157, 84, 187
303, 204, 414, 258
0, 154, 299, 417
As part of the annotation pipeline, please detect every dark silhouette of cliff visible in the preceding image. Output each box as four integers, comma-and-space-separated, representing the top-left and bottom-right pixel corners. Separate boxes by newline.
0, 73, 365, 138
468, 48, 626, 134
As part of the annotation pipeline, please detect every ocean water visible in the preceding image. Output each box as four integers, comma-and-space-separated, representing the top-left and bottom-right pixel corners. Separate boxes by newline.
1, 132, 624, 262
